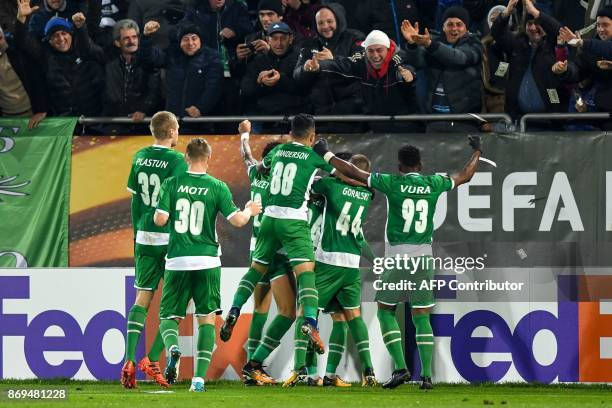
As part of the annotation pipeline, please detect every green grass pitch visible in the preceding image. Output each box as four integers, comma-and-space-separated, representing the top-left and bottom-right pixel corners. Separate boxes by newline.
1, 380, 611, 407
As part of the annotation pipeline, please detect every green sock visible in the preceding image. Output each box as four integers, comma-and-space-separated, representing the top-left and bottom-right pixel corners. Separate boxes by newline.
325, 321, 347, 376
412, 314, 434, 378
247, 312, 268, 360
293, 316, 308, 370
251, 314, 294, 363
376, 309, 406, 370
348, 316, 373, 370
305, 346, 318, 376
159, 319, 179, 352
147, 329, 165, 362
232, 267, 262, 308
297, 272, 318, 319
195, 323, 216, 378
125, 305, 147, 362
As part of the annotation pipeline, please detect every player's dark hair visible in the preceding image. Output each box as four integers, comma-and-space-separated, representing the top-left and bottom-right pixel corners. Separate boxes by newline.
291, 113, 315, 139
262, 141, 281, 159
350, 154, 371, 172
149, 111, 178, 140
336, 151, 353, 161
186, 138, 211, 161
398, 145, 421, 168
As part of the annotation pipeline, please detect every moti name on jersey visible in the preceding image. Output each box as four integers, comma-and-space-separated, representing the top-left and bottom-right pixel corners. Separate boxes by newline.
276, 150, 309, 160
177, 185, 209, 195
342, 187, 369, 201
135, 158, 169, 168
401, 185, 431, 194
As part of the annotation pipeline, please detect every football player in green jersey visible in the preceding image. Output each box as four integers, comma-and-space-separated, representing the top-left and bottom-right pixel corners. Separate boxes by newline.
153, 138, 262, 392
229, 114, 366, 385
311, 135, 482, 390
220, 121, 296, 386
122, 111, 187, 389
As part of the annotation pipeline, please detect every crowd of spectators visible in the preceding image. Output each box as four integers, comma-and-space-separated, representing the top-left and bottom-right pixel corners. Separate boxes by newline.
0, 0, 611, 132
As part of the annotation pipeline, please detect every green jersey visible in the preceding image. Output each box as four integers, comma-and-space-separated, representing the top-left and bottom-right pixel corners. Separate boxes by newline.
308, 193, 325, 250
126, 145, 187, 245
369, 172, 453, 246
156, 171, 239, 270
248, 164, 270, 251
262, 142, 333, 221
312, 177, 373, 268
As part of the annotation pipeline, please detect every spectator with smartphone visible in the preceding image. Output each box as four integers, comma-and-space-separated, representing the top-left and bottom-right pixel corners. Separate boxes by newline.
240, 22, 307, 129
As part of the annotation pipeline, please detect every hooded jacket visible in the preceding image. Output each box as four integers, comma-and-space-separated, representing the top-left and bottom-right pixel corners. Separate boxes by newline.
294, 3, 365, 114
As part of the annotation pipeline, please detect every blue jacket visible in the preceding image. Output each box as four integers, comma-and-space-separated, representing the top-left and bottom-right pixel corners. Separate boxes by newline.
139, 36, 224, 117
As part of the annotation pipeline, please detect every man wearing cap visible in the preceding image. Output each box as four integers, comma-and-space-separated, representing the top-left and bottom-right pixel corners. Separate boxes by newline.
297, 28, 420, 132
0, 24, 47, 128
231, 0, 285, 76
27, 0, 88, 40
553, 5, 612, 130
293, 3, 364, 127
401, 6, 483, 132
491, 0, 567, 121
139, 20, 223, 132
241, 22, 307, 128
14, 1, 105, 117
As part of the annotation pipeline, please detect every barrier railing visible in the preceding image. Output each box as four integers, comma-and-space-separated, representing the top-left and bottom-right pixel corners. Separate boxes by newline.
519, 112, 611, 133
78, 113, 513, 126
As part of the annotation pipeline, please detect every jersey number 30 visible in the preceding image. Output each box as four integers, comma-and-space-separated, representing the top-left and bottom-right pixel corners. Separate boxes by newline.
175, 198, 205, 235
402, 198, 428, 234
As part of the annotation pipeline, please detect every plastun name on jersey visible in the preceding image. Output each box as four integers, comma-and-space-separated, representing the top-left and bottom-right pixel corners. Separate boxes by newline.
401, 185, 431, 194
342, 187, 370, 201
135, 158, 169, 168
177, 185, 209, 195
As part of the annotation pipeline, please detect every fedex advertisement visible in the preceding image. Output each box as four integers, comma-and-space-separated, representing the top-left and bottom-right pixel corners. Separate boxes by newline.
1, 268, 611, 383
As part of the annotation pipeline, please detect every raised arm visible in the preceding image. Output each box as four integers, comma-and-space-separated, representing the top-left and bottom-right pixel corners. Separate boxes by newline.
312, 138, 370, 184
451, 135, 482, 187
239, 120, 258, 169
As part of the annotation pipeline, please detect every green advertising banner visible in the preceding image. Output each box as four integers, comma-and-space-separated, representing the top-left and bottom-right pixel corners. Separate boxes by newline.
0, 118, 75, 267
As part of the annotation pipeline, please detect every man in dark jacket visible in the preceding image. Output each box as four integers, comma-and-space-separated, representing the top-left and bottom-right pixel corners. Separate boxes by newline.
128, 0, 185, 49
230, 0, 284, 79
0, 25, 47, 128
554, 6, 612, 130
294, 3, 364, 121
491, 0, 568, 121
139, 21, 223, 133
181, 0, 252, 125
297, 29, 420, 133
102, 19, 162, 134
15, 5, 105, 117
402, 6, 483, 132
241, 22, 306, 130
